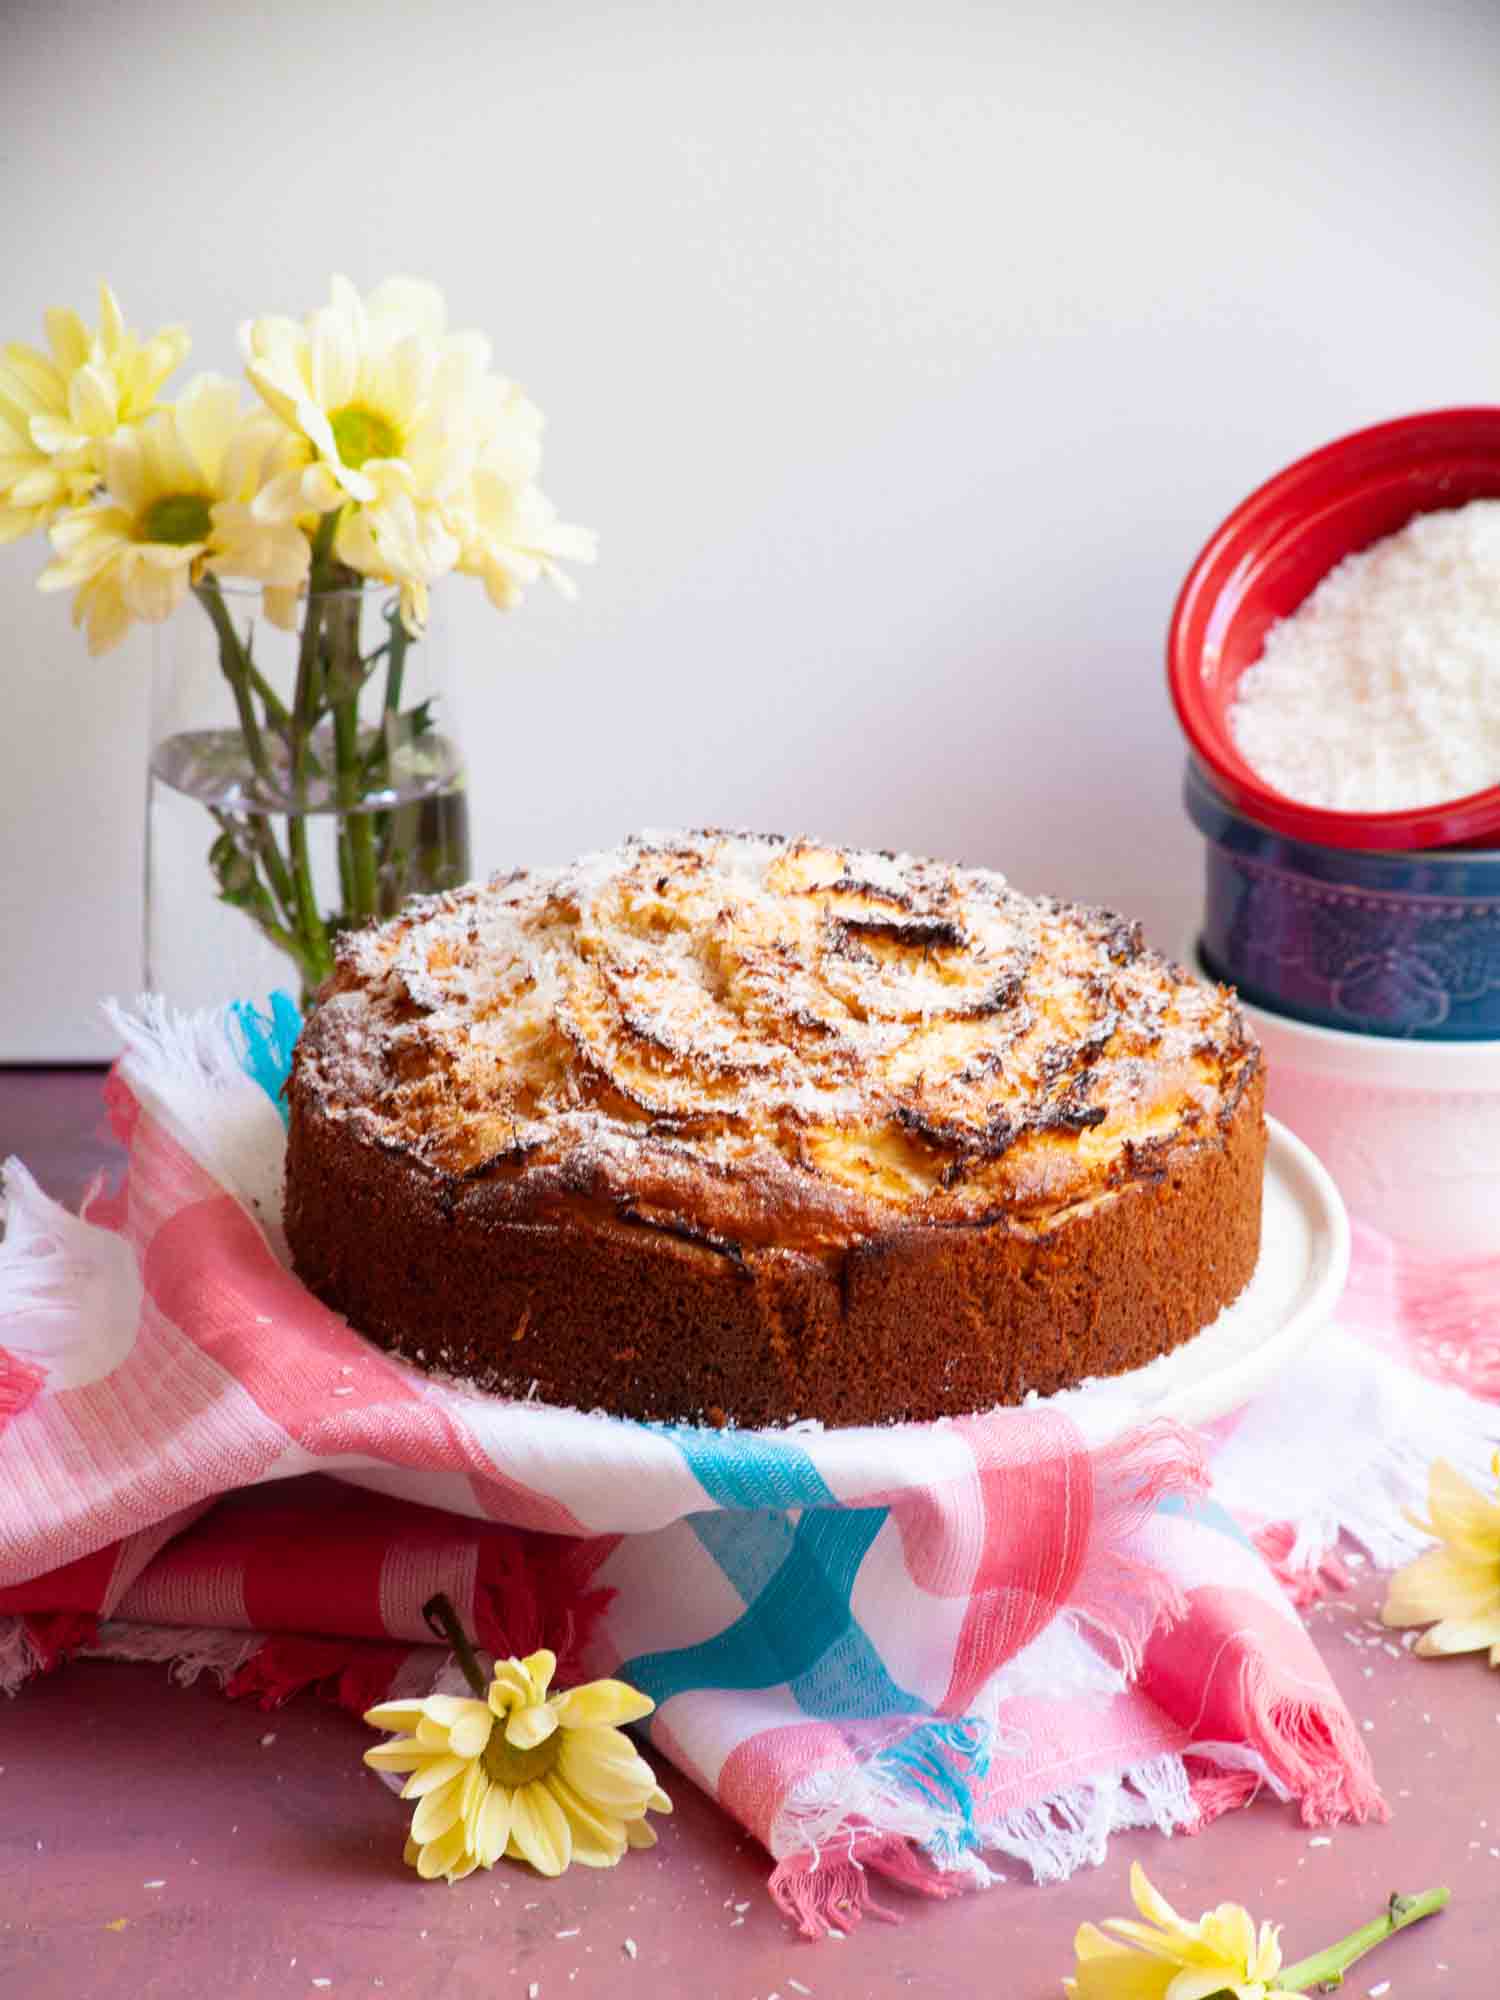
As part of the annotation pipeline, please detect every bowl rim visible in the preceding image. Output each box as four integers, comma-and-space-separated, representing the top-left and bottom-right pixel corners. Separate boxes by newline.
1183, 756, 1500, 877
1168, 406, 1500, 853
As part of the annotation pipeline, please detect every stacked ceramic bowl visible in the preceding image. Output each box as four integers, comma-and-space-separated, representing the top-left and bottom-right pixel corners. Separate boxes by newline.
1168, 408, 1500, 1259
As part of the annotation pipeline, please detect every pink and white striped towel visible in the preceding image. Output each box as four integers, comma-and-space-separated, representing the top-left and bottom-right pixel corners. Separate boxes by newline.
2, 998, 1496, 1932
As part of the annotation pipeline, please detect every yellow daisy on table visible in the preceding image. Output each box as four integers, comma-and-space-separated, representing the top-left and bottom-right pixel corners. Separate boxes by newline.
363, 1648, 672, 1884
1065, 1863, 1297, 2000
38, 374, 309, 654
0, 281, 189, 541
1381, 1453, 1500, 1663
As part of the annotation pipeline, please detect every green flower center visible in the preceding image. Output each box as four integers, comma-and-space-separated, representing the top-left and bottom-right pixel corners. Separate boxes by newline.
330, 404, 400, 469
142, 493, 213, 545
483, 1725, 559, 1790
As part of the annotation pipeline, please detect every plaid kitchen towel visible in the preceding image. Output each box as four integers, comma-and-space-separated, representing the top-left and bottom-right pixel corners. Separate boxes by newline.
3, 997, 1494, 1932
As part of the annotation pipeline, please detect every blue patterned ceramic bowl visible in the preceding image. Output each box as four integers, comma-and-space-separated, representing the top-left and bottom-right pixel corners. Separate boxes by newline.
1185, 760, 1500, 1041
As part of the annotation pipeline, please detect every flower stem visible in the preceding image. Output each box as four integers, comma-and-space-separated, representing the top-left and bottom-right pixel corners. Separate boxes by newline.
422, 1593, 489, 1699
381, 601, 412, 718
195, 581, 272, 780
193, 581, 299, 932
323, 573, 379, 923
284, 513, 342, 993
1280, 1887, 1450, 1991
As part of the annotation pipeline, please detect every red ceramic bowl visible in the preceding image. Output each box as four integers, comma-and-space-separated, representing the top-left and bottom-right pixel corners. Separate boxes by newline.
1168, 407, 1500, 852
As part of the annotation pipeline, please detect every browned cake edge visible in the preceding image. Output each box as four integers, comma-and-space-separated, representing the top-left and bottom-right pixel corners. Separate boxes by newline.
283, 1059, 1266, 1428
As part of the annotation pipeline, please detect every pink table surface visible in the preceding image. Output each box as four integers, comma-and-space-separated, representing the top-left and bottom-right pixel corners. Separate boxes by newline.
3, 1069, 1498, 1998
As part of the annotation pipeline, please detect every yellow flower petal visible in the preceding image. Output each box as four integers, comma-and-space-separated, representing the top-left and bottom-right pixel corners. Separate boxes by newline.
1199, 1903, 1259, 1970
1128, 1862, 1190, 1935
1382, 1547, 1500, 1628
549, 1680, 655, 1731
624, 1817, 658, 1850
510, 1779, 572, 1877
410, 1771, 467, 1844
67, 363, 118, 438
544, 1774, 628, 1869
119, 550, 190, 622
363, 1700, 429, 1733
2, 343, 63, 409
446, 1702, 496, 1760
1414, 1609, 1500, 1657
363, 1739, 430, 1773
308, 304, 358, 412
400, 1755, 466, 1801
488, 1661, 533, 1714
79, 569, 131, 653
1064, 1929, 1178, 1994
250, 465, 309, 524
1166, 1973, 1256, 2000
1425, 1459, 1500, 1558
505, 1702, 558, 1752
416, 1695, 477, 1726
555, 1732, 658, 1813
262, 583, 301, 629
98, 283, 125, 353
522, 1649, 557, 1700
473, 1782, 514, 1867
45, 308, 90, 373
1252, 1920, 1284, 1980
415, 1819, 469, 1881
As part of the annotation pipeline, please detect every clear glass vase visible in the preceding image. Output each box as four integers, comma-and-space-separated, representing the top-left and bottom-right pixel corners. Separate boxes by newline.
145, 578, 470, 1014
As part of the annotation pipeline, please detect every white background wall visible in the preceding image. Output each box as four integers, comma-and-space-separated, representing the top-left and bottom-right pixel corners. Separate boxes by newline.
4, 0, 1499, 1058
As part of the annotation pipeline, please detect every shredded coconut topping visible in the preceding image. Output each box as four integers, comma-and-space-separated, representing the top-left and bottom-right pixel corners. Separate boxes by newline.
1229, 498, 1500, 812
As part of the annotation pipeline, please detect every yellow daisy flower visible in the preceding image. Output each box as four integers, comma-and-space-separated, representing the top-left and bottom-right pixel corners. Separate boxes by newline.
454, 463, 598, 612
448, 375, 595, 608
38, 374, 309, 654
364, 1648, 672, 1884
1065, 1863, 1297, 2000
241, 275, 483, 627
242, 276, 593, 632
0, 281, 188, 541
1381, 1453, 1500, 1663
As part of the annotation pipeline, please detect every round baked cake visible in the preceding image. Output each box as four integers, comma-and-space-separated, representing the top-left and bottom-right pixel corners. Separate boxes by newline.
285, 831, 1265, 1427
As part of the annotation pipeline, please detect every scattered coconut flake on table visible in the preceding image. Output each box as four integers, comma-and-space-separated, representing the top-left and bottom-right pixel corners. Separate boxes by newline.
1228, 498, 1500, 811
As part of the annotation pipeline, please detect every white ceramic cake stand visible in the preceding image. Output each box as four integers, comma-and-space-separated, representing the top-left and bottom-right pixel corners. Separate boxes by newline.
1054, 1115, 1350, 1436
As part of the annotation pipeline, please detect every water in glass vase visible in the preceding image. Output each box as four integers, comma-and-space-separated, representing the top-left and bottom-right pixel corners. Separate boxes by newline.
145, 723, 469, 1015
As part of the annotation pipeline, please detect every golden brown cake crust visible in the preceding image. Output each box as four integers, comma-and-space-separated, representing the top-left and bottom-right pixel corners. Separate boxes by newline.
284, 831, 1265, 1426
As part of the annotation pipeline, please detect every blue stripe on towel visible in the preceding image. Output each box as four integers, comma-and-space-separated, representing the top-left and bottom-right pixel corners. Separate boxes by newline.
653, 1422, 837, 1510
876, 1716, 990, 1860
619, 1506, 925, 1720
1155, 1492, 1254, 1546
229, 991, 302, 1122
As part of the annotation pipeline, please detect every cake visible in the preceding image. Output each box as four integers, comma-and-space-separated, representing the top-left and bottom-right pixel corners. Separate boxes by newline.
285, 831, 1265, 1427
